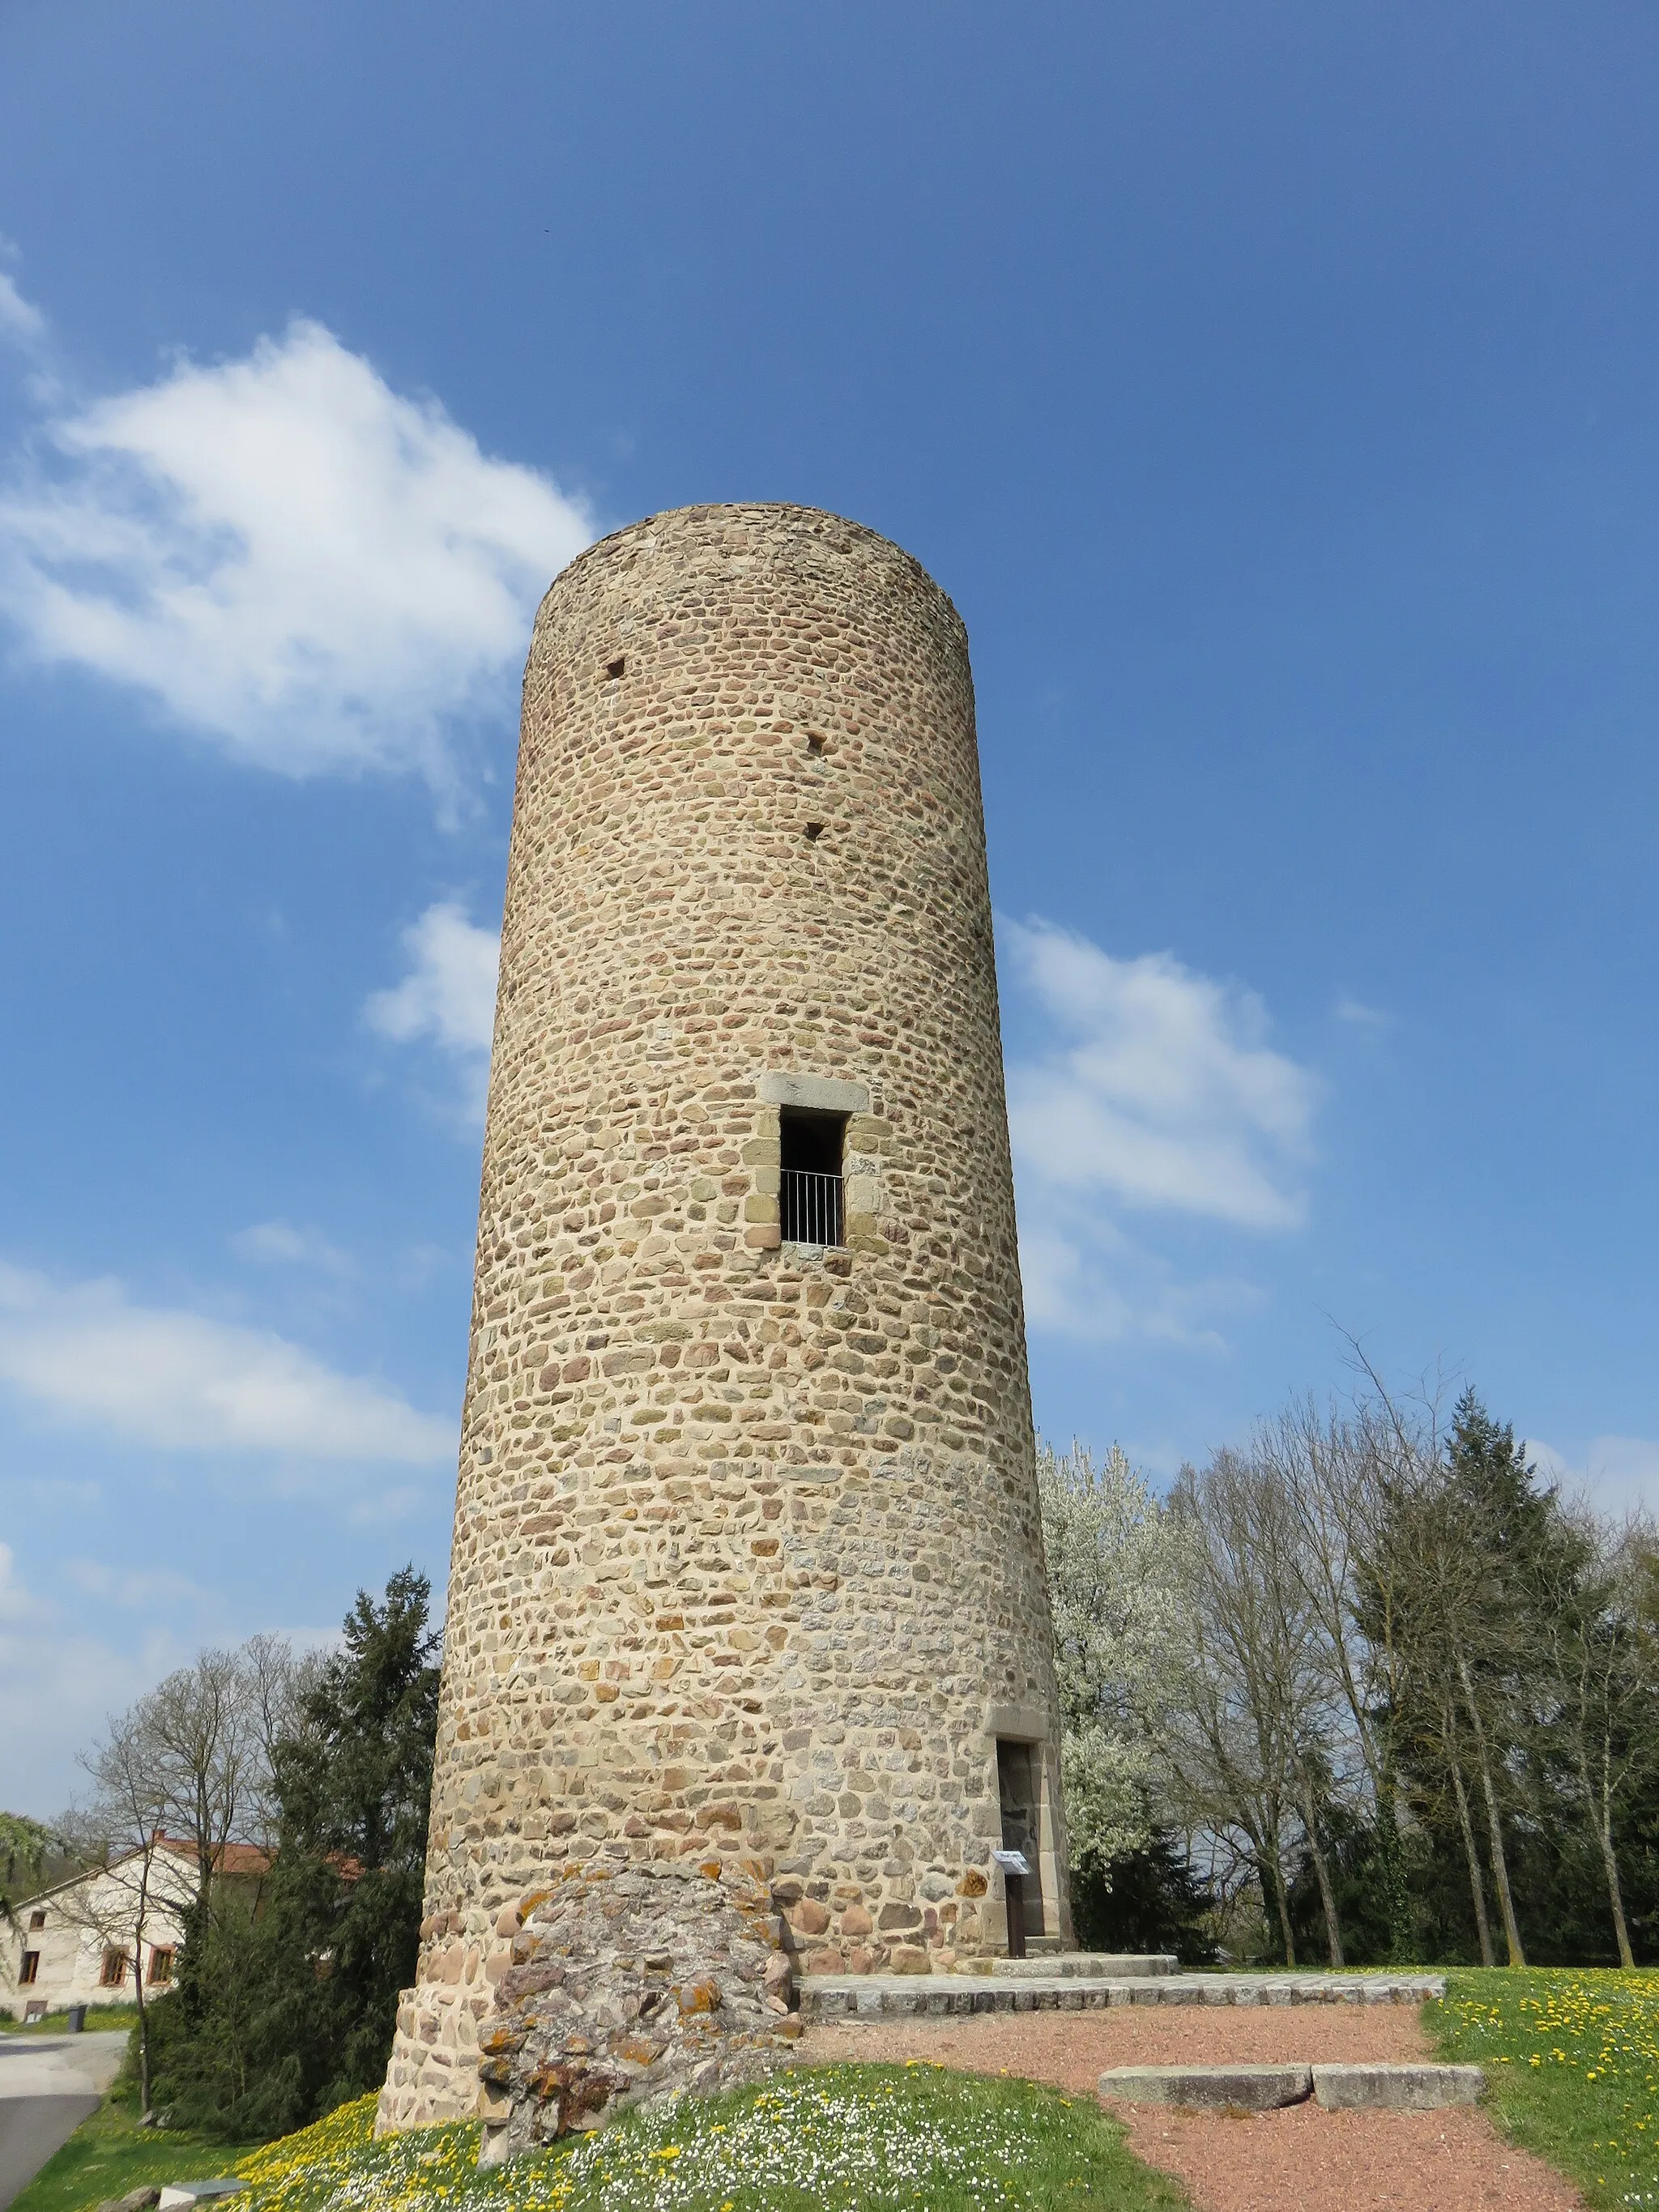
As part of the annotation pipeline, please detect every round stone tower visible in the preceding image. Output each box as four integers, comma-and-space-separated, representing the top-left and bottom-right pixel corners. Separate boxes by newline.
380, 503, 1068, 2131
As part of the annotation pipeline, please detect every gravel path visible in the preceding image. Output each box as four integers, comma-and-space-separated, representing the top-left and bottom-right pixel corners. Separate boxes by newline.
800, 2008, 1585, 2211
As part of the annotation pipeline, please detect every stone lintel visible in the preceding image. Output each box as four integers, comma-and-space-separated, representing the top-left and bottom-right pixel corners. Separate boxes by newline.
983, 1703, 1048, 1744
754, 1072, 871, 1115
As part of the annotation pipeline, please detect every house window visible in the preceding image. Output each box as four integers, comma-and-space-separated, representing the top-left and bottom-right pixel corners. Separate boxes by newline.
99, 1948, 129, 1988
23, 2000, 46, 2022
779, 1108, 845, 1247
147, 1946, 175, 1985
19, 1950, 40, 1984
28, 1909, 45, 1930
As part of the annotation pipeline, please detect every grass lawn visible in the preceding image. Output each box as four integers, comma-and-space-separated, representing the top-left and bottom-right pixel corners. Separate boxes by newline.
9, 2096, 262, 2212
168, 2065, 1188, 2212
1430, 1966, 1659, 2210
0, 2009, 141, 2036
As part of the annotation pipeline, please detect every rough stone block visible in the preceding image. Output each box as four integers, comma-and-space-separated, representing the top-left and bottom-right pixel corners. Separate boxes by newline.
1098, 2065, 1313, 2111
1311, 2063, 1485, 2109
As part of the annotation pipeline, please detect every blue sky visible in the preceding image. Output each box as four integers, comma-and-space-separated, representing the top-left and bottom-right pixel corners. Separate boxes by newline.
4, 1, 1659, 1812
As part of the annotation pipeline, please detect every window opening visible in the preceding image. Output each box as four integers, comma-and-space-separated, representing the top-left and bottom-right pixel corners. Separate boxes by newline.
148, 1946, 176, 1985
779, 1108, 845, 1247
807, 733, 825, 755
804, 822, 824, 842
19, 1950, 39, 1984
605, 655, 625, 680
28, 1909, 45, 1929
23, 2001, 46, 2022
100, 1948, 129, 1988
996, 1740, 1044, 1955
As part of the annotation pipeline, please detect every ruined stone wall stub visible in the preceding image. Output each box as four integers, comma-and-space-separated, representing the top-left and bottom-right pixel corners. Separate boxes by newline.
378, 504, 1069, 2131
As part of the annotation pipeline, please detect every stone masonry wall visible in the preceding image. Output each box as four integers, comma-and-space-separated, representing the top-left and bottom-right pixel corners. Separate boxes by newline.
473, 1856, 798, 2165
379, 505, 1068, 2132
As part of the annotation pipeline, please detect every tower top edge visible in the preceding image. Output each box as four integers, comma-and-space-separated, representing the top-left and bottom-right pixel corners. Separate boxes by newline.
539, 502, 966, 632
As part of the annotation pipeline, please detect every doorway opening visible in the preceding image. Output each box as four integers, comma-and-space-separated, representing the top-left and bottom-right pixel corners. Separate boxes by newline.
996, 1738, 1045, 1953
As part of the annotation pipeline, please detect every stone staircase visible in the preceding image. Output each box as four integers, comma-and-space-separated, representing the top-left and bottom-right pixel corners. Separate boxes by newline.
991, 1952, 1176, 1980
798, 1950, 1445, 2021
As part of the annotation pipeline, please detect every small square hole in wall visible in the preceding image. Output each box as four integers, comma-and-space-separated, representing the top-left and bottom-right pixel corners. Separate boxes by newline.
804, 822, 825, 842
807, 733, 825, 755
605, 656, 625, 680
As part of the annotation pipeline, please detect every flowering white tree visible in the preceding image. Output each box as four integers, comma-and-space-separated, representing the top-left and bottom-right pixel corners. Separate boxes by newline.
1037, 1440, 1193, 1869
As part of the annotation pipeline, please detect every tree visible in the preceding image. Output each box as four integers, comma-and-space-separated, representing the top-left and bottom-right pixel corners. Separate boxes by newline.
72, 1722, 173, 2120
71, 1639, 303, 2118
1045, 1358, 1659, 1971
1538, 1515, 1657, 1969
1037, 1441, 1193, 1873
1167, 1449, 1352, 1967
1068, 1828, 1218, 1962
1259, 1392, 1418, 1960
147, 1569, 441, 2138
267, 1566, 441, 2106
1414, 1390, 1588, 1968
0, 1813, 58, 1928
1369, 1467, 1503, 1963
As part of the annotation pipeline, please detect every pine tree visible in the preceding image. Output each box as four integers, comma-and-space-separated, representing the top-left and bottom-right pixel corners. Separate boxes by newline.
147, 1571, 441, 2137
1439, 1391, 1588, 1966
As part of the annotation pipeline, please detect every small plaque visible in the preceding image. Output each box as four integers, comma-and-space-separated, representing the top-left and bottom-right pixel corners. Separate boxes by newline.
992, 1848, 1030, 1876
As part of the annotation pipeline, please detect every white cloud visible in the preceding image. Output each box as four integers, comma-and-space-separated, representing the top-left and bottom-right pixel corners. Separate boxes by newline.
365, 899, 500, 1122
0, 318, 592, 789
232, 1219, 353, 1275
1016, 1216, 1260, 1349
1004, 919, 1317, 1227
1334, 995, 1390, 1029
0, 1541, 49, 1629
1, 1532, 355, 1816
0, 1259, 453, 1464
0, 1541, 199, 1816
64, 1559, 215, 1612
1527, 1435, 1659, 1523
1001, 918, 1320, 1343
0, 270, 45, 351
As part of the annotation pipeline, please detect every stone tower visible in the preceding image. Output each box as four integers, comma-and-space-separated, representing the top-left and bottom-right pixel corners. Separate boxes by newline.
380, 503, 1068, 2133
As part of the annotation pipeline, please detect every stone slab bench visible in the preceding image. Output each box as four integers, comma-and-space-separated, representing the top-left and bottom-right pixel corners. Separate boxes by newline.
1096, 2061, 1482, 2111
799, 1971, 1445, 2021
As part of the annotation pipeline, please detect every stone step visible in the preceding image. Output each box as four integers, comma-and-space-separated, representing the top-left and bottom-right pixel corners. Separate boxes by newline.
1312, 2062, 1485, 2110
798, 1971, 1445, 2021
1098, 2064, 1312, 2110
1096, 2061, 1483, 2112
991, 1953, 1176, 1980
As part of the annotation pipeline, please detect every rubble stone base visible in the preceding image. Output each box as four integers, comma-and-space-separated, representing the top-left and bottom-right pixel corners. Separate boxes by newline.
469, 1857, 799, 2166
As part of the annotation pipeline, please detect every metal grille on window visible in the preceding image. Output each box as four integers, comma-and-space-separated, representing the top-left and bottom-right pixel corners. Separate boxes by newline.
778, 1106, 847, 1247
780, 1168, 842, 1246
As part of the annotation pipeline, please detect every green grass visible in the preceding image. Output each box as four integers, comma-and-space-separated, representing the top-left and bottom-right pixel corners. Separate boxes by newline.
1430, 1967, 1659, 2210
129, 2065, 1187, 2212
0, 2007, 141, 2035
9, 2095, 261, 2212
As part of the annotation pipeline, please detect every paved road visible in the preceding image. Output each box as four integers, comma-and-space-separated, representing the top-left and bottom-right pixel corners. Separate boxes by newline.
0, 2032, 128, 2212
